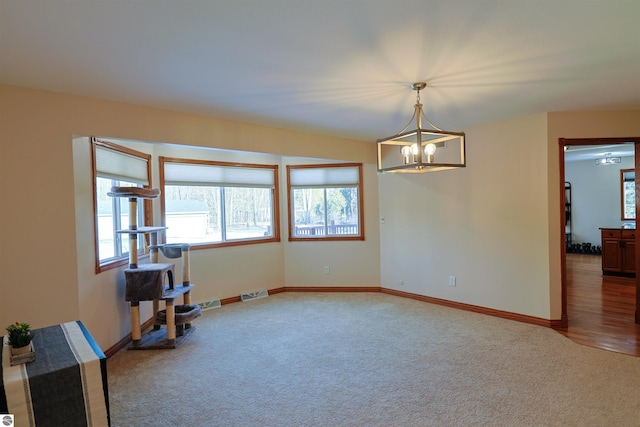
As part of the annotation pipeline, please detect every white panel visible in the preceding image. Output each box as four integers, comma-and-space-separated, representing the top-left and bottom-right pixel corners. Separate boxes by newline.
164, 162, 274, 187
289, 165, 359, 187
95, 145, 149, 185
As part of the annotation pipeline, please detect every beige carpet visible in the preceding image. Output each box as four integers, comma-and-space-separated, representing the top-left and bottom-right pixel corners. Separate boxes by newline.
107, 292, 640, 426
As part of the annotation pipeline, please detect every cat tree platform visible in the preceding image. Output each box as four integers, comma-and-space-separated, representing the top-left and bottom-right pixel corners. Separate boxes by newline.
125, 264, 198, 350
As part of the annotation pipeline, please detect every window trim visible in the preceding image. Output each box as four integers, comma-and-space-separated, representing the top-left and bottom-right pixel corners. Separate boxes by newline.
92, 138, 153, 273
159, 156, 280, 249
287, 163, 365, 242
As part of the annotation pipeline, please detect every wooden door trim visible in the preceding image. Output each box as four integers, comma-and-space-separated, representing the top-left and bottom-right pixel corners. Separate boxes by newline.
559, 137, 640, 326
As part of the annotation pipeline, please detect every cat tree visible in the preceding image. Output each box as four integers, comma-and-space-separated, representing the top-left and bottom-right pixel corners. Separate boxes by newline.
108, 187, 201, 349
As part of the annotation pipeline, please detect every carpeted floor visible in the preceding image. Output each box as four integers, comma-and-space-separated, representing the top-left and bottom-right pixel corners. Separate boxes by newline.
107, 292, 640, 426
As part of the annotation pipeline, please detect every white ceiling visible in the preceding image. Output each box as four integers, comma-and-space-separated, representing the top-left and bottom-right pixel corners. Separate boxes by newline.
564, 144, 634, 163
2, 1, 640, 143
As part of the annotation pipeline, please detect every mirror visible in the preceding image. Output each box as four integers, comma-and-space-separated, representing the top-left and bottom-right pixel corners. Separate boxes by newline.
621, 168, 635, 220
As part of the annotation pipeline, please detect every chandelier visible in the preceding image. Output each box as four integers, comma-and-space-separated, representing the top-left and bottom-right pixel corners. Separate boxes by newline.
377, 82, 465, 173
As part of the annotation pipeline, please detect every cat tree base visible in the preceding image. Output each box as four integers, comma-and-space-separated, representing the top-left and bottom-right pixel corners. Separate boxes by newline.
128, 325, 197, 350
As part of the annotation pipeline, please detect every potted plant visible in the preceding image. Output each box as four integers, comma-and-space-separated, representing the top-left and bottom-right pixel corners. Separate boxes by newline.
6, 322, 34, 355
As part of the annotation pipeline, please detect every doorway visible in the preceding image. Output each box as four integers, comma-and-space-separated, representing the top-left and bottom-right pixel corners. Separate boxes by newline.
559, 137, 640, 344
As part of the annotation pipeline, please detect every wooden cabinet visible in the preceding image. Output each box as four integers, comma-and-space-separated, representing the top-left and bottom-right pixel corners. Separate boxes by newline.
601, 228, 636, 276
622, 232, 636, 274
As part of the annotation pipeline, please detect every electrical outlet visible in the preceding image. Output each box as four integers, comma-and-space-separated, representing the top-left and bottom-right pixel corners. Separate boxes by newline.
398, 279, 404, 286
449, 276, 456, 287
323, 266, 330, 275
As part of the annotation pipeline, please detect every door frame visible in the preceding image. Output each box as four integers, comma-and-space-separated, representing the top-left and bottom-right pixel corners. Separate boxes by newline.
559, 137, 640, 327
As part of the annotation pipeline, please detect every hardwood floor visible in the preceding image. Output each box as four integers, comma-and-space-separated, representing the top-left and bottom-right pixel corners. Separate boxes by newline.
558, 253, 640, 357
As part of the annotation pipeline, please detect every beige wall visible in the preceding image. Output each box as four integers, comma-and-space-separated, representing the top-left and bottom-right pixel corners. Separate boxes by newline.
379, 113, 552, 318
0, 85, 379, 349
378, 109, 640, 322
282, 157, 380, 287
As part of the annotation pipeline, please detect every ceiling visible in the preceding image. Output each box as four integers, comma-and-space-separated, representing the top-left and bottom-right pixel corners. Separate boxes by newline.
2, 1, 640, 143
564, 144, 634, 163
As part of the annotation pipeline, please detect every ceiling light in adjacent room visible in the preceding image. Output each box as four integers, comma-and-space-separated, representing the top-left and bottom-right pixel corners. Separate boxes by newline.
595, 153, 621, 166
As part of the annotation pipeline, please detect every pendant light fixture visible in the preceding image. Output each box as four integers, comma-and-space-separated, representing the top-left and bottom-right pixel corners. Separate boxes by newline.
377, 82, 466, 173
595, 152, 621, 166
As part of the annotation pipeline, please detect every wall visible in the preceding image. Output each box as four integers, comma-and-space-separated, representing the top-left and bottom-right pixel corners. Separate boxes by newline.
565, 156, 634, 245
282, 157, 380, 288
0, 85, 379, 350
379, 110, 640, 322
379, 114, 552, 319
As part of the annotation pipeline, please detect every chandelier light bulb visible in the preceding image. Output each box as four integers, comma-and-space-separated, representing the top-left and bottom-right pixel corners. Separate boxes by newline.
424, 143, 436, 155
400, 145, 412, 164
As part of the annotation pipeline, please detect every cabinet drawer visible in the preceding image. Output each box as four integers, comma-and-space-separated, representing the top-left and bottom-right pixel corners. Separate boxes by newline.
622, 229, 636, 240
601, 229, 621, 239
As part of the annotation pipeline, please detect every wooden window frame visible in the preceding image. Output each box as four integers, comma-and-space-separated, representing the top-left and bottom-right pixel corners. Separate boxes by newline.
287, 163, 365, 242
159, 156, 280, 249
92, 138, 153, 273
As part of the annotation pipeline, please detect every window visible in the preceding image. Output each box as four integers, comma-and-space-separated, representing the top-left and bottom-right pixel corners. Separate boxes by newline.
621, 168, 635, 220
287, 163, 364, 241
93, 139, 152, 271
159, 157, 279, 247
